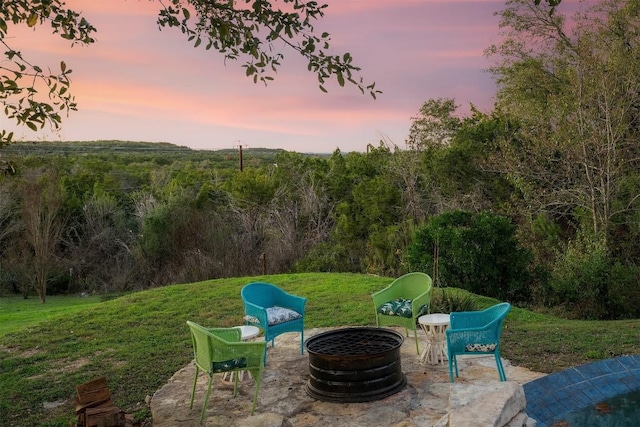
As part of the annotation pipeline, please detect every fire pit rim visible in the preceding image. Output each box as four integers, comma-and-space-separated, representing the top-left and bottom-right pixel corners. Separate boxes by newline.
304, 326, 405, 357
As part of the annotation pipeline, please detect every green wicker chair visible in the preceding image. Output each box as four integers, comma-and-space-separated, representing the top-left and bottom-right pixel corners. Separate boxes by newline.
186, 321, 266, 423
372, 272, 433, 354
445, 302, 511, 382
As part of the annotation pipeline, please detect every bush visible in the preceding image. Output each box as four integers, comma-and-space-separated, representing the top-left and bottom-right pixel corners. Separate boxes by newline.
546, 234, 640, 320
549, 235, 609, 319
607, 263, 640, 319
406, 210, 533, 303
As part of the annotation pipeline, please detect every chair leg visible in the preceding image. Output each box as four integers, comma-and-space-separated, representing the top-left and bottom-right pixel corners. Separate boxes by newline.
233, 371, 239, 397
300, 330, 304, 354
448, 355, 455, 383
413, 328, 420, 354
189, 365, 199, 410
495, 353, 507, 381
251, 374, 262, 415
448, 354, 459, 382
263, 344, 268, 366
200, 374, 214, 423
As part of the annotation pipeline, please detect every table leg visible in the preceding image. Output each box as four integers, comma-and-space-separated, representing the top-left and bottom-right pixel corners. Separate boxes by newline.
420, 324, 448, 365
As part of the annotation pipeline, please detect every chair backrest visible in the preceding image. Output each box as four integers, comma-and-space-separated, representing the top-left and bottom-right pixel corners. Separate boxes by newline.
450, 302, 511, 331
242, 282, 284, 307
187, 321, 241, 372
391, 272, 432, 299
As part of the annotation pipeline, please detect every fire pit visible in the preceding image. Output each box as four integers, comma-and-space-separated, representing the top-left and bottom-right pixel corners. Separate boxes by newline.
305, 327, 406, 402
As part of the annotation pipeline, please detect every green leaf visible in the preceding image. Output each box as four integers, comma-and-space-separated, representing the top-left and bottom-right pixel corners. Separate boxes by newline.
27, 14, 38, 28
60, 61, 67, 73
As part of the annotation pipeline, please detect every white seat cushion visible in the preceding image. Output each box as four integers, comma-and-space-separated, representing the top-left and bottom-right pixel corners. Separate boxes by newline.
266, 306, 302, 326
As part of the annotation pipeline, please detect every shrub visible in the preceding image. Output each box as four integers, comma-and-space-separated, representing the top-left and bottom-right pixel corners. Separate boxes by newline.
406, 210, 533, 303
429, 287, 478, 314
607, 263, 640, 319
550, 236, 610, 319
556, 253, 640, 321
548, 234, 623, 320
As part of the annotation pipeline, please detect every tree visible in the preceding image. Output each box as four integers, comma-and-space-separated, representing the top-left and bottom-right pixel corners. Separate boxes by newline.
1, 0, 378, 145
18, 168, 66, 302
487, 0, 640, 254
406, 98, 462, 151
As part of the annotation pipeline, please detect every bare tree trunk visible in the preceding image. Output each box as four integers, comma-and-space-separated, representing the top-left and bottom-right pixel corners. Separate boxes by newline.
19, 169, 65, 303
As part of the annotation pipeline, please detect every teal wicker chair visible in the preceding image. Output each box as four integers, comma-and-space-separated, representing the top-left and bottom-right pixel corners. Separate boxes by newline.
372, 272, 433, 354
446, 302, 511, 382
186, 321, 266, 422
241, 282, 307, 364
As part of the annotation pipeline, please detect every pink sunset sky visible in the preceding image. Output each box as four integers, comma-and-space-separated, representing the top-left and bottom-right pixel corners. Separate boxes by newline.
3, 0, 588, 153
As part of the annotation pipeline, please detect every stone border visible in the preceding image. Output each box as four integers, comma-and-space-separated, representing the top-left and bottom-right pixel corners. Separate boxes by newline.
523, 354, 640, 427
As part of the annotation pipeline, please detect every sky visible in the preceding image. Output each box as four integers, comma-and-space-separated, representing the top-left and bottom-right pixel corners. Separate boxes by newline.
1, 0, 584, 153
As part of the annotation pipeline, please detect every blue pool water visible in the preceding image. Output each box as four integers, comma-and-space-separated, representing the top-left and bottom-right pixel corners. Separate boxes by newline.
523, 355, 640, 427
560, 389, 640, 426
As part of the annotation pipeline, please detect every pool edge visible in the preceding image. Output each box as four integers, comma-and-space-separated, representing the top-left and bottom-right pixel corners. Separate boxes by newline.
523, 354, 640, 427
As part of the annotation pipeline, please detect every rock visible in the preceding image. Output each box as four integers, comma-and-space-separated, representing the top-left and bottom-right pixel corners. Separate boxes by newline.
449, 381, 525, 426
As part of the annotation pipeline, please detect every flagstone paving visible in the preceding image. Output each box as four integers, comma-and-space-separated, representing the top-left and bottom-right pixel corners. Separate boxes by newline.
151, 327, 544, 426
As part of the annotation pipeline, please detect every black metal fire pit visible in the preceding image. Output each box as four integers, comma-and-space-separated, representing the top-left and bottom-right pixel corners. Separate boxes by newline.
305, 327, 406, 402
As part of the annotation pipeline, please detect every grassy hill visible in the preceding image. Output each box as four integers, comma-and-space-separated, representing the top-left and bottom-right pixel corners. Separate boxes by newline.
1, 272, 639, 426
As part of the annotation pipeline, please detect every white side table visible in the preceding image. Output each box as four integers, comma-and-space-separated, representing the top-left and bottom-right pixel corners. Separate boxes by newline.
418, 313, 450, 366
221, 325, 260, 383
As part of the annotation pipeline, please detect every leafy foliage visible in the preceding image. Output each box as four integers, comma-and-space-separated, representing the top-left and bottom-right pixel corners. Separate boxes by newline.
157, 0, 380, 97
0, 0, 96, 145
549, 233, 640, 320
487, 0, 640, 253
407, 210, 533, 303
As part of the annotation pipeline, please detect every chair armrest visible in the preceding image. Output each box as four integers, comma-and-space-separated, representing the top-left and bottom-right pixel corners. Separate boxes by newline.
243, 301, 269, 326
411, 290, 431, 315
278, 293, 307, 315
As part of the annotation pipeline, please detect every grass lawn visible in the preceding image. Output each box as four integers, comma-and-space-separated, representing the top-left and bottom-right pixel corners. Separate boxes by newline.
1, 272, 639, 426
0, 294, 103, 337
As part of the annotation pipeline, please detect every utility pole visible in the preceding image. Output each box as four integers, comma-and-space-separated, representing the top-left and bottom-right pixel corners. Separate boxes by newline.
234, 140, 245, 171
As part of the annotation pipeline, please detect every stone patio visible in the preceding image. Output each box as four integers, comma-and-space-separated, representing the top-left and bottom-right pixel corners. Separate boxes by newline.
150, 327, 544, 426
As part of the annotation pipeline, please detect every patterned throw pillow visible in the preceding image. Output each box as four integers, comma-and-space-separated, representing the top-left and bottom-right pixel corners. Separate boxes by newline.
212, 357, 247, 372
265, 306, 302, 326
377, 298, 413, 318
465, 343, 497, 352
244, 315, 260, 324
